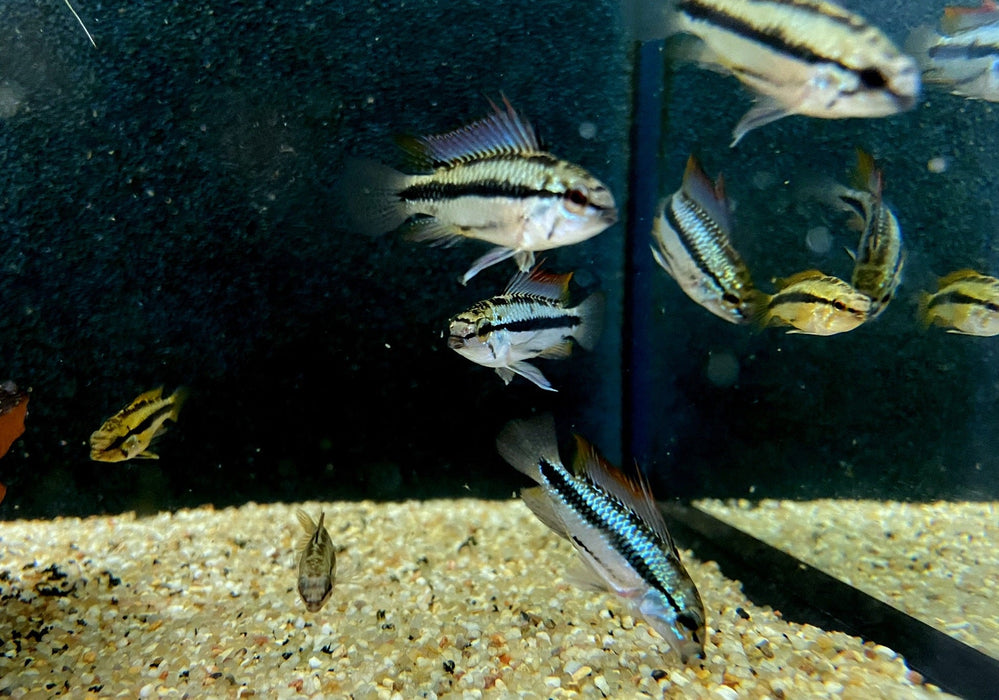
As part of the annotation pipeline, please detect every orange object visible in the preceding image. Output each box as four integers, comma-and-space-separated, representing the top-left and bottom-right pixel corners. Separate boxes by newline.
0, 481, 5, 505
0, 381, 28, 459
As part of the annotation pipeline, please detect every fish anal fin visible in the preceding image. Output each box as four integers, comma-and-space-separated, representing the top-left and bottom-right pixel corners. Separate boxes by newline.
520, 486, 570, 540
537, 339, 574, 360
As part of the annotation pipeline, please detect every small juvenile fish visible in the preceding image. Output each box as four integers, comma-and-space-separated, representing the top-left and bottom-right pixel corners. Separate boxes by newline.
835, 149, 905, 319
341, 98, 618, 284
296, 509, 337, 613
760, 270, 872, 335
651, 155, 766, 324
919, 269, 999, 336
496, 415, 706, 663
89, 386, 188, 462
623, 0, 920, 144
906, 1, 999, 103
447, 266, 604, 392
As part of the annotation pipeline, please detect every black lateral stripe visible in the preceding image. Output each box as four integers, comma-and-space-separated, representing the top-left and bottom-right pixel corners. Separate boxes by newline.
667, 197, 730, 296
103, 404, 172, 451
770, 290, 846, 308
678, 0, 862, 70
480, 313, 580, 336
930, 290, 999, 312
400, 180, 559, 202
929, 43, 999, 62
537, 459, 682, 611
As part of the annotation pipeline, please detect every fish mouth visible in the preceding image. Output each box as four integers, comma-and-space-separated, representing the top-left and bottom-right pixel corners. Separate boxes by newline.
447, 336, 465, 350
601, 208, 619, 225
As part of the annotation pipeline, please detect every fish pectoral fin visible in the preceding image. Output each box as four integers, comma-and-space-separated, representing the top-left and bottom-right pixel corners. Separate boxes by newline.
135, 450, 160, 459
731, 98, 791, 147
461, 246, 518, 285
507, 361, 556, 392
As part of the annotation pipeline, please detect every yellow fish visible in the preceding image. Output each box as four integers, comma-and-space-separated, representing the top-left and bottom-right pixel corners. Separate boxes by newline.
759, 270, 871, 335
919, 269, 999, 336
89, 386, 188, 462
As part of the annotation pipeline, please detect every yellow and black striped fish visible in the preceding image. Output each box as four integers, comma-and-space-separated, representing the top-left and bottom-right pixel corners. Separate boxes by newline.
341, 98, 618, 284
624, 0, 920, 144
835, 149, 905, 320
89, 386, 188, 462
447, 266, 603, 392
759, 270, 871, 335
651, 155, 766, 324
919, 269, 999, 336
497, 415, 706, 664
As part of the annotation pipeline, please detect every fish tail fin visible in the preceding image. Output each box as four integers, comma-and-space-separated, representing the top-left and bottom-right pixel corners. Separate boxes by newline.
496, 415, 562, 484
904, 25, 940, 68
917, 291, 934, 329
337, 157, 412, 237
168, 386, 190, 422
746, 290, 773, 331
619, 0, 679, 41
572, 291, 605, 351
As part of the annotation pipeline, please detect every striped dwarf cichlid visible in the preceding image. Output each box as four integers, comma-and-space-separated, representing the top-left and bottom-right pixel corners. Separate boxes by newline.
622, 0, 920, 144
906, 1, 999, 103
651, 155, 766, 324
447, 266, 604, 392
496, 415, 706, 663
834, 149, 905, 320
919, 269, 999, 336
296, 509, 337, 613
759, 270, 872, 335
89, 386, 188, 462
341, 98, 618, 284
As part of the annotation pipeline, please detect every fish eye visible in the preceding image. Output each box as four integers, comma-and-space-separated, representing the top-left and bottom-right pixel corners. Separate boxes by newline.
833, 300, 847, 311
563, 185, 591, 215
858, 68, 887, 89
677, 613, 702, 633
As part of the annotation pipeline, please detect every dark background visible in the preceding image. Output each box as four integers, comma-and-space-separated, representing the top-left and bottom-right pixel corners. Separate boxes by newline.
1, 0, 997, 521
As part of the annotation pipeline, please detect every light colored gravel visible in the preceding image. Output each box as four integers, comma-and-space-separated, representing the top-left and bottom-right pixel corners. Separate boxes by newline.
0, 500, 955, 698
696, 498, 999, 659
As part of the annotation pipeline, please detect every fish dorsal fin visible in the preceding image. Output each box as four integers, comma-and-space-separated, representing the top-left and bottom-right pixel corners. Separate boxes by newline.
851, 148, 883, 203
680, 155, 733, 235
774, 269, 828, 289
942, 0, 999, 34
936, 268, 986, 289
505, 265, 573, 303
571, 435, 676, 551
129, 386, 164, 408
398, 96, 541, 169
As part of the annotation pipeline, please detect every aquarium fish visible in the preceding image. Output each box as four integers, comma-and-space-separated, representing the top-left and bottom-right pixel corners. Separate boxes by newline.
760, 270, 871, 335
623, 0, 920, 144
0, 381, 28, 460
296, 509, 337, 613
496, 415, 706, 663
340, 97, 617, 284
906, 1, 999, 103
447, 266, 604, 391
833, 149, 905, 319
651, 155, 766, 324
89, 386, 188, 462
919, 269, 999, 336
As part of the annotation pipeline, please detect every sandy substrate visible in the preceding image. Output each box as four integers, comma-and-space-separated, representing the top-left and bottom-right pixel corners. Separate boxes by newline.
695, 498, 999, 661
0, 500, 955, 699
